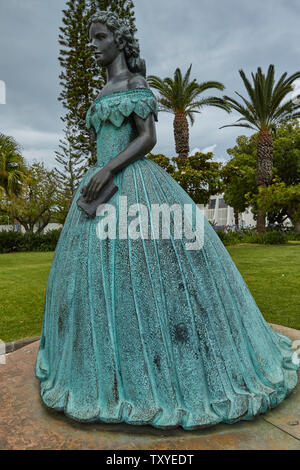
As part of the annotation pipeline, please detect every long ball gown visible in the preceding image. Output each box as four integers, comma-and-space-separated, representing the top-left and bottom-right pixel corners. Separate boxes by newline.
35, 88, 299, 429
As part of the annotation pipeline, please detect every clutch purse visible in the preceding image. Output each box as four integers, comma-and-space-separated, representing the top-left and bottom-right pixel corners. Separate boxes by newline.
77, 179, 118, 218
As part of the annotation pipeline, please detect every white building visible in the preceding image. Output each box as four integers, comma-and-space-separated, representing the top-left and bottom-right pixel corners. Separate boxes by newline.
199, 194, 256, 228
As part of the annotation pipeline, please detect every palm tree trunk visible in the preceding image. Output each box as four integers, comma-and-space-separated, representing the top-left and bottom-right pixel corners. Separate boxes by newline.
256, 129, 274, 234
234, 209, 239, 229
173, 113, 189, 158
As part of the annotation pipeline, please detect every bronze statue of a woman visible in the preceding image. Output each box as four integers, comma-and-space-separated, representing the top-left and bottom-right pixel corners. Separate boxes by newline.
36, 10, 299, 429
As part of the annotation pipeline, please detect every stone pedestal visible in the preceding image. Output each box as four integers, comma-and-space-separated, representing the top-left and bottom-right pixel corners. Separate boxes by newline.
0, 325, 299, 450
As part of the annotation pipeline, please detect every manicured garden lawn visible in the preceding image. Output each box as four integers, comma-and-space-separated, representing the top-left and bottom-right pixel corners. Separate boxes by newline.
227, 242, 300, 331
0, 243, 299, 342
0, 252, 53, 342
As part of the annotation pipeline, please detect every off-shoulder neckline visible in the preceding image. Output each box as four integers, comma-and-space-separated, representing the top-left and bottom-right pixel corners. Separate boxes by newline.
94, 87, 154, 103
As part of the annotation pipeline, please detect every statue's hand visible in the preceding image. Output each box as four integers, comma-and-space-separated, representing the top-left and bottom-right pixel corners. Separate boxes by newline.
81, 167, 113, 203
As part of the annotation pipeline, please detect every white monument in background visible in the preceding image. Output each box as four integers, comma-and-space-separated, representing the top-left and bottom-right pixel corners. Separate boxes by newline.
198, 194, 256, 228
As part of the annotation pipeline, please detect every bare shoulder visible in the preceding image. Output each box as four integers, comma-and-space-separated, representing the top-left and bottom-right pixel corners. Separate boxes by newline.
128, 75, 150, 90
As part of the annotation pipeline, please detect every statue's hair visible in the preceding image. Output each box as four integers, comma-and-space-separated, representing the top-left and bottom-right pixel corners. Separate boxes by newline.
88, 10, 146, 77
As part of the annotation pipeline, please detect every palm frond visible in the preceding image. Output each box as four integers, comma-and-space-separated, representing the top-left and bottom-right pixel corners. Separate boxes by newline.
187, 111, 196, 126
147, 65, 227, 117
223, 65, 300, 132
183, 64, 193, 88
219, 123, 257, 130
197, 81, 225, 93
239, 69, 256, 104
223, 95, 258, 126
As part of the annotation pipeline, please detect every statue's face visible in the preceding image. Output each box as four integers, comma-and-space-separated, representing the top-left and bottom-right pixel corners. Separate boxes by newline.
89, 22, 121, 67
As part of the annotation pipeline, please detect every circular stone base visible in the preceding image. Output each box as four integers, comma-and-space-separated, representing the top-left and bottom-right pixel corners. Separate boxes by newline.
0, 325, 299, 450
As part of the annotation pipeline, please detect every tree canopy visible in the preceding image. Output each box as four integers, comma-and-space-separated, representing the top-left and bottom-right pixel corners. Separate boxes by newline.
0, 162, 58, 233
148, 152, 223, 205
0, 134, 27, 197
223, 120, 300, 229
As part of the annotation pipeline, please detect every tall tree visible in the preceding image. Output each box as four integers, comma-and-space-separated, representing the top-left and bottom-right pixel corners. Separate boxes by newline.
221, 136, 257, 228
57, 0, 137, 207
257, 120, 300, 231
223, 121, 300, 229
58, 0, 136, 162
54, 124, 86, 223
221, 65, 300, 233
0, 133, 27, 196
55, 125, 85, 197
58, 0, 102, 167
148, 65, 230, 158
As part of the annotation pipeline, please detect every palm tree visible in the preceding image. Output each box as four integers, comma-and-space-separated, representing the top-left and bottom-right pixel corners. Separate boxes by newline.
148, 65, 230, 158
0, 133, 27, 196
221, 65, 300, 233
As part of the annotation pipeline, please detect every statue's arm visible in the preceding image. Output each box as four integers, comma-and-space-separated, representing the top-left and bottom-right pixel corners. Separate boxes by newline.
106, 113, 157, 174
106, 75, 155, 173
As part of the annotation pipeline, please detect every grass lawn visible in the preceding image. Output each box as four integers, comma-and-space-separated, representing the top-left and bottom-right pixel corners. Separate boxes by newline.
0, 243, 299, 342
0, 252, 53, 342
227, 242, 300, 331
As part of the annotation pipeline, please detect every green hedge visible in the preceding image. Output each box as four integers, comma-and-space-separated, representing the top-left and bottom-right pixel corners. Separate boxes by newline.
215, 228, 288, 245
287, 232, 300, 241
0, 229, 62, 253
0, 226, 297, 253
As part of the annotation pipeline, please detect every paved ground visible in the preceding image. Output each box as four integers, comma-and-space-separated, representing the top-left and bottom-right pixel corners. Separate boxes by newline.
0, 324, 300, 450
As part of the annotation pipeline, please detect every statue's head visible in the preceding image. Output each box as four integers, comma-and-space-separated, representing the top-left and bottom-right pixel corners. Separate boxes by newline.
88, 10, 146, 77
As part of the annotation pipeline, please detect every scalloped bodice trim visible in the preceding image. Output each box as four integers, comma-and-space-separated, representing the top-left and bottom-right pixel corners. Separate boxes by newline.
86, 88, 158, 132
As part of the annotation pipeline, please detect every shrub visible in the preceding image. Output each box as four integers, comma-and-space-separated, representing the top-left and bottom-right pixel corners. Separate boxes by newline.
261, 231, 287, 245
0, 231, 24, 253
214, 228, 287, 245
287, 232, 300, 241
0, 229, 62, 253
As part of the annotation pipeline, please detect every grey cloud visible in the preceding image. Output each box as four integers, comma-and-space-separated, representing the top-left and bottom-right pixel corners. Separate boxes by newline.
0, 0, 299, 166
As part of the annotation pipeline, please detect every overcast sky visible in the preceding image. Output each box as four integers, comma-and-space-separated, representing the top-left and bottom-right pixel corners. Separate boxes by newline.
0, 0, 300, 168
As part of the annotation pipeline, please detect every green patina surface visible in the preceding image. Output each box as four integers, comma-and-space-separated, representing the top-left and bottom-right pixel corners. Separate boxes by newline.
2, 89, 300, 428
